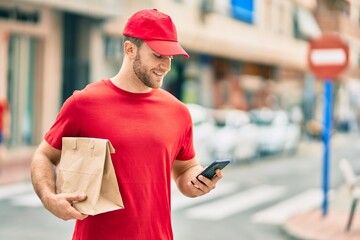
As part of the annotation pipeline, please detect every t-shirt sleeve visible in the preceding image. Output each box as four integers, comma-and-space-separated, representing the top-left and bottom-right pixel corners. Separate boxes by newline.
175, 112, 195, 161
44, 95, 80, 150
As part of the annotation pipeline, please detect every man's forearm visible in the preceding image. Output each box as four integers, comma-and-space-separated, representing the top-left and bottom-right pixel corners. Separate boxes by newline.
31, 153, 57, 207
175, 165, 203, 198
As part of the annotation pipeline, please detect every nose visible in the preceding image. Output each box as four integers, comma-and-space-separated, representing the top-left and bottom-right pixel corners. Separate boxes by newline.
160, 56, 172, 71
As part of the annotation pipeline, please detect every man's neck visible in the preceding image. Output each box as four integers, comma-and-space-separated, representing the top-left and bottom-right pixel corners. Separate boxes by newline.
111, 70, 152, 94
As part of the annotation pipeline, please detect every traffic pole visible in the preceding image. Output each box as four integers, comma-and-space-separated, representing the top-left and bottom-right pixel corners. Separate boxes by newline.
308, 34, 349, 217
322, 79, 333, 216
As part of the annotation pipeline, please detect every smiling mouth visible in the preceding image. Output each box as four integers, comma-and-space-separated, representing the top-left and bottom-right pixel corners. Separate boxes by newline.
153, 70, 164, 77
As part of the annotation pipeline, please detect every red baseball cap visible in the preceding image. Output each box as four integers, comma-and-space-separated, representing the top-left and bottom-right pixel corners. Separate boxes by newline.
123, 9, 189, 58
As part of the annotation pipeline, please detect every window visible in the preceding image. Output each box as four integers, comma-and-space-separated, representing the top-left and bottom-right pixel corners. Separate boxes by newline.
293, 6, 321, 40
0, 6, 39, 23
230, 0, 255, 24
104, 36, 123, 61
7, 34, 39, 146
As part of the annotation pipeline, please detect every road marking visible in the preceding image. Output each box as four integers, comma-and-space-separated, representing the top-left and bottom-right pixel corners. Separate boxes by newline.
184, 185, 286, 220
10, 192, 42, 207
251, 188, 327, 225
0, 182, 33, 200
172, 181, 238, 211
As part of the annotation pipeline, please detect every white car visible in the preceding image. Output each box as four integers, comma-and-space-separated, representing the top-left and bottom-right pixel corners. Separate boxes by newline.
210, 110, 259, 163
250, 109, 301, 156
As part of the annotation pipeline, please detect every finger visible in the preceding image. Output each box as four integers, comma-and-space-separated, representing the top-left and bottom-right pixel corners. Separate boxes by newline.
188, 181, 204, 194
215, 169, 223, 177
196, 175, 212, 186
77, 214, 89, 220
190, 180, 202, 190
82, 214, 89, 220
66, 201, 90, 220
213, 169, 223, 181
66, 206, 88, 220
192, 177, 214, 192
63, 193, 87, 202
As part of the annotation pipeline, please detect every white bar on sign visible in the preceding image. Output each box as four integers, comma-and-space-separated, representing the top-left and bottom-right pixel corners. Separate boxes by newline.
311, 49, 346, 66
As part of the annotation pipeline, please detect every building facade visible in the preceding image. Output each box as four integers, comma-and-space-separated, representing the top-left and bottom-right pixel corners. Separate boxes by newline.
315, 0, 360, 131
0, 0, 358, 150
0, 0, 121, 147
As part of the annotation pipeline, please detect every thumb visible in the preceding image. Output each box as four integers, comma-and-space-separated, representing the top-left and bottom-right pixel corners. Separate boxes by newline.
65, 193, 87, 202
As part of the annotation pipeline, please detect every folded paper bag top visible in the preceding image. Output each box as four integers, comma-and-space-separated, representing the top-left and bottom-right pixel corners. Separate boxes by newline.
56, 137, 124, 215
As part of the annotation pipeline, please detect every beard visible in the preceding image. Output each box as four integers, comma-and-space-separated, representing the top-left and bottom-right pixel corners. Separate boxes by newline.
133, 52, 162, 89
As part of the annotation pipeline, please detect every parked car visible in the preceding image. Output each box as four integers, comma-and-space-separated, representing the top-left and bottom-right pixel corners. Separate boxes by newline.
250, 108, 301, 156
209, 110, 259, 163
185, 103, 216, 165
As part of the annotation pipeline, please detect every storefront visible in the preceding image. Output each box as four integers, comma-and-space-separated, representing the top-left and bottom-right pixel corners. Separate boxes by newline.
0, 1, 110, 148
7, 34, 39, 146
0, 4, 62, 147
167, 53, 281, 114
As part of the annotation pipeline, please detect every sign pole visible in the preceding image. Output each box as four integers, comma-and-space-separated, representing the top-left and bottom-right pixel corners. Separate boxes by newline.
322, 79, 333, 216
308, 34, 349, 217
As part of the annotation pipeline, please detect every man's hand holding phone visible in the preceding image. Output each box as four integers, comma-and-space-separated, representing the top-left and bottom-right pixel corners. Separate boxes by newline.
189, 160, 230, 196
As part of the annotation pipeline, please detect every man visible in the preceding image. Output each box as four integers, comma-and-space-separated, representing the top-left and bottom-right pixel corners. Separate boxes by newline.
31, 9, 224, 240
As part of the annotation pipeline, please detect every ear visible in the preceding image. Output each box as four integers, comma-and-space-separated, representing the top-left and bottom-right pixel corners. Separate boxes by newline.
124, 40, 137, 59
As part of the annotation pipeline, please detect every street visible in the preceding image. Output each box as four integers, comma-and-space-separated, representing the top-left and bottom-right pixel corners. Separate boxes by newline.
0, 133, 359, 240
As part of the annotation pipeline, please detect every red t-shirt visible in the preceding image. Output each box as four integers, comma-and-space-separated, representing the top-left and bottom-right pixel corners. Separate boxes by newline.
0, 99, 9, 131
45, 80, 195, 240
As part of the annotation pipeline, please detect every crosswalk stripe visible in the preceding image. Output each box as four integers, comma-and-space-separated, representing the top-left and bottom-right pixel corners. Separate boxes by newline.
251, 188, 331, 225
0, 182, 33, 200
184, 185, 286, 220
172, 181, 238, 211
10, 192, 42, 207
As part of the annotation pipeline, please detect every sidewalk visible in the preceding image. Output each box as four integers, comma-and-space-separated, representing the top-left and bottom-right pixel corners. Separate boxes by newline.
283, 185, 360, 240
0, 147, 35, 185
283, 133, 360, 240
284, 210, 360, 240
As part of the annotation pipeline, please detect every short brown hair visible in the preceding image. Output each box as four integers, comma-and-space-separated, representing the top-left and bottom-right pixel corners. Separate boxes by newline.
123, 36, 144, 48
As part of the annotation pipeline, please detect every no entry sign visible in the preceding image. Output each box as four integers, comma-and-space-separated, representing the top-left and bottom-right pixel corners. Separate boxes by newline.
308, 34, 350, 217
308, 34, 349, 79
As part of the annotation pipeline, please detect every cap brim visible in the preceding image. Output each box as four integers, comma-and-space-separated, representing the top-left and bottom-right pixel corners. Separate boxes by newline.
145, 40, 189, 58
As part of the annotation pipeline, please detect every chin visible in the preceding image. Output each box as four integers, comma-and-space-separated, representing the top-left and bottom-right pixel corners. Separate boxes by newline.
152, 84, 162, 89
153, 80, 163, 89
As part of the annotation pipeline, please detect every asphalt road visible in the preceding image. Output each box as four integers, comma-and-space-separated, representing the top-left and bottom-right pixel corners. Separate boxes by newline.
0, 133, 359, 240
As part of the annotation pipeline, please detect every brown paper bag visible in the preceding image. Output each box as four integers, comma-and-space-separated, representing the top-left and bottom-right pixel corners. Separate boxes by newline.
56, 137, 124, 215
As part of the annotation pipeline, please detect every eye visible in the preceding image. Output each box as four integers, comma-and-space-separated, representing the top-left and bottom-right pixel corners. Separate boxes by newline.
153, 53, 162, 58
153, 53, 173, 60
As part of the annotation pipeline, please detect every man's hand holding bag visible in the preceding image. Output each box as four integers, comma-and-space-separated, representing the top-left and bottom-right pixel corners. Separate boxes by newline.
56, 137, 124, 215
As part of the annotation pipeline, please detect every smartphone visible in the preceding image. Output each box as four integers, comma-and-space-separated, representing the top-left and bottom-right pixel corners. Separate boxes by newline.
196, 160, 230, 180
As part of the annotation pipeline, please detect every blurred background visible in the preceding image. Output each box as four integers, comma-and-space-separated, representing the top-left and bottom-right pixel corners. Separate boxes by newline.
0, 0, 360, 239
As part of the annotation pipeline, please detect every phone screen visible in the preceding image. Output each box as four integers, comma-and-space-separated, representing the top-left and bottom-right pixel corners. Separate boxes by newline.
196, 160, 230, 180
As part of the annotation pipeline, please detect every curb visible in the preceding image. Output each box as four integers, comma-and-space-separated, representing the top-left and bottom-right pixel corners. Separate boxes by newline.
282, 210, 360, 240
282, 211, 313, 240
